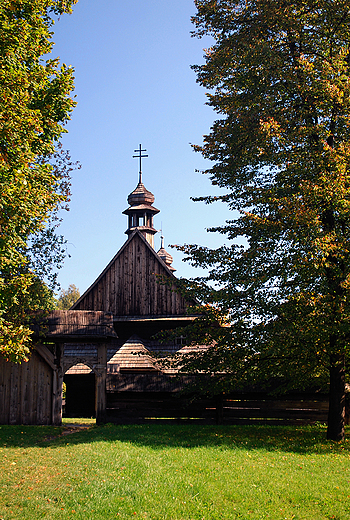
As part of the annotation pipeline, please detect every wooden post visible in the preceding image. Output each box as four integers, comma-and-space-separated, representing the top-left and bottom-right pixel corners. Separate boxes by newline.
95, 344, 107, 424
215, 393, 224, 425
52, 343, 63, 426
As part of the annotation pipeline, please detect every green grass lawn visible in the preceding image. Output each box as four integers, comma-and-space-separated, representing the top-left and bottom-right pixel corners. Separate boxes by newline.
0, 422, 349, 519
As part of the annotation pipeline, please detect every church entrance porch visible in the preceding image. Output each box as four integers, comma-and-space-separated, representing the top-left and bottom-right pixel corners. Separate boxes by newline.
64, 364, 96, 418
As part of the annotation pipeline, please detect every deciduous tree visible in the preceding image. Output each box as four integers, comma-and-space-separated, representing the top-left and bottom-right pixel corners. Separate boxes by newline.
0, 0, 77, 362
178, 0, 350, 440
56, 284, 80, 309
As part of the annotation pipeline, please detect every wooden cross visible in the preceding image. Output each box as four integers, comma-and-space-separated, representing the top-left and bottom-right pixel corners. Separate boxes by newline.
133, 144, 148, 183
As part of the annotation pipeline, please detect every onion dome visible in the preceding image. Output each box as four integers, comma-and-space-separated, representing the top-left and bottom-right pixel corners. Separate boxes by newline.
127, 179, 155, 206
157, 235, 176, 272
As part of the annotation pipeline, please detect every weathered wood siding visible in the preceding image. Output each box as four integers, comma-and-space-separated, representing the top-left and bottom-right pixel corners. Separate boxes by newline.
0, 350, 53, 425
74, 232, 190, 316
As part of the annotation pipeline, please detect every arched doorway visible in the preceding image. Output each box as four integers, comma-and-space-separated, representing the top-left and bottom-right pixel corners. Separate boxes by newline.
63, 364, 96, 418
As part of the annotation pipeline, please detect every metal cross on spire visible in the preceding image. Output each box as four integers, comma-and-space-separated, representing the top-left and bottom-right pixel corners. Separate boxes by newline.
133, 144, 148, 184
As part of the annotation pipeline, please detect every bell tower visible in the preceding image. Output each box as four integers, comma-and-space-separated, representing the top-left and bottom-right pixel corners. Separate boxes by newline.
123, 145, 159, 248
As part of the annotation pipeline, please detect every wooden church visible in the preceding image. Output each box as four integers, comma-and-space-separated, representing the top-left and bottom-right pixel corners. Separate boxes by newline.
62, 146, 200, 421
0, 145, 201, 425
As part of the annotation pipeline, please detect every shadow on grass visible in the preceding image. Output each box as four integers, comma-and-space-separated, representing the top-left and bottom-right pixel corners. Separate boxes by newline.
0, 422, 349, 454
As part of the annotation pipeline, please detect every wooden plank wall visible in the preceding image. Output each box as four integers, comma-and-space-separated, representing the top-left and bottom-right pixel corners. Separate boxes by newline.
75, 233, 190, 316
0, 351, 53, 425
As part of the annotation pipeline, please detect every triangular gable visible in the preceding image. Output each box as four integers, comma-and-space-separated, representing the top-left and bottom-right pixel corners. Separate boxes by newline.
72, 230, 194, 317
108, 335, 158, 372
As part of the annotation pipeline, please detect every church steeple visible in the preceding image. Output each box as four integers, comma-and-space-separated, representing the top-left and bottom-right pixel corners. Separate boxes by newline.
123, 145, 159, 248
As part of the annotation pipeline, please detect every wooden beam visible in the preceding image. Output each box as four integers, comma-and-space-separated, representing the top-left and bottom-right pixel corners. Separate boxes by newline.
52, 344, 63, 426
35, 344, 56, 370
113, 315, 198, 322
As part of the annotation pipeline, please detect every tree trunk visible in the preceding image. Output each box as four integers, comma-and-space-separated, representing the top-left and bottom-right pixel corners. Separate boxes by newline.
327, 353, 345, 441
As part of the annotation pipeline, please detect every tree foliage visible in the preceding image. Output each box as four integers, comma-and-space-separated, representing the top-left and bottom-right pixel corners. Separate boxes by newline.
0, 0, 77, 362
176, 0, 350, 440
56, 283, 80, 309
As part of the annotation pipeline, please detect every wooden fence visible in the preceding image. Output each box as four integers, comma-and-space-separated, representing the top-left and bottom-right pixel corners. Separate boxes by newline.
105, 391, 330, 425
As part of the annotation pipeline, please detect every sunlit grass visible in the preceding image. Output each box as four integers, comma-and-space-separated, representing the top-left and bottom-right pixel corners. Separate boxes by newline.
62, 417, 96, 425
0, 423, 349, 519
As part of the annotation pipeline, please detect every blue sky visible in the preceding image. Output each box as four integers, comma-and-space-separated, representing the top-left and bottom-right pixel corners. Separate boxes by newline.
51, 0, 231, 294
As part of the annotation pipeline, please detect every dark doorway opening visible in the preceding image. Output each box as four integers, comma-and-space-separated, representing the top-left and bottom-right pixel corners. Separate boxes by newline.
64, 372, 96, 418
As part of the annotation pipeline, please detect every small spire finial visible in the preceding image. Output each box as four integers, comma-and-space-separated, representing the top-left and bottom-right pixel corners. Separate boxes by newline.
133, 144, 148, 184
157, 225, 175, 272
160, 224, 164, 249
